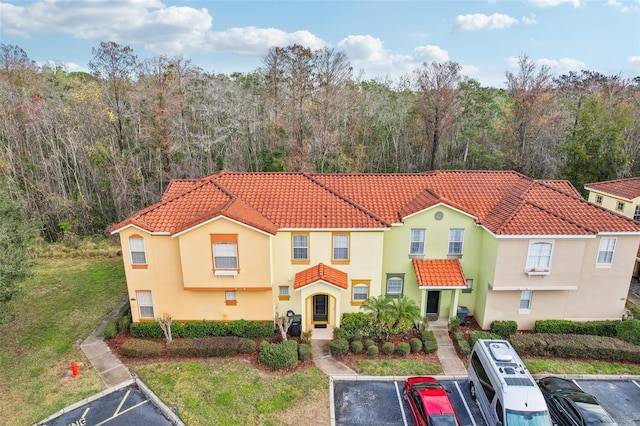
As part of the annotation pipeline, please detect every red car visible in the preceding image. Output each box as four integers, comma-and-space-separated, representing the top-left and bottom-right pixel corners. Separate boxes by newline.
403, 376, 462, 426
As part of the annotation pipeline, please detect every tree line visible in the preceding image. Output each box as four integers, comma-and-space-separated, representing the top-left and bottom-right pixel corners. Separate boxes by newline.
1, 42, 639, 242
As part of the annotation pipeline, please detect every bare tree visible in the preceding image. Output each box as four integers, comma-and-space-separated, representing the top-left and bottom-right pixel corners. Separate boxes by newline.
274, 309, 293, 341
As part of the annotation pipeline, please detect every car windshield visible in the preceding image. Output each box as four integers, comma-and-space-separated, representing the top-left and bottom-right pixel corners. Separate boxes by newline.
574, 402, 617, 425
428, 413, 459, 426
505, 409, 552, 426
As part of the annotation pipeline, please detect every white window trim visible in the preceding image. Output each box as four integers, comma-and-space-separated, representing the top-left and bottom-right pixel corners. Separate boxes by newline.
409, 228, 426, 256
386, 276, 404, 296
213, 242, 238, 271
519, 290, 532, 313
596, 237, 616, 267
292, 234, 309, 261
333, 233, 349, 261
525, 240, 553, 275
136, 290, 154, 319
448, 229, 464, 256
129, 237, 147, 265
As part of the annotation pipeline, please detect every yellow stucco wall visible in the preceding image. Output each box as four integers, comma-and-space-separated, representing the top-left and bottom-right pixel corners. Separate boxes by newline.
587, 191, 640, 220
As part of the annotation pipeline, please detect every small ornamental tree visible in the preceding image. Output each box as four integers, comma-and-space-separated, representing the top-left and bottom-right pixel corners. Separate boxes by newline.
157, 315, 173, 344
274, 309, 293, 341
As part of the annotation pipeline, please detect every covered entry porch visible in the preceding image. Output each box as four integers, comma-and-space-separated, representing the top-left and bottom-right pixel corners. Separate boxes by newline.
294, 263, 347, 334
412, 258, 469, 322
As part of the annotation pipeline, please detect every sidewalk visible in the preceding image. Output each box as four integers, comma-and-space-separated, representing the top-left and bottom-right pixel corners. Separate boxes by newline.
79, 297, 133, 387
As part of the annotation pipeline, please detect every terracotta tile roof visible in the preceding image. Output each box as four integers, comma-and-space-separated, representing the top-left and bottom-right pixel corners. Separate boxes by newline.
584, 177, 640, 201
539, 180, 582, 197
294, 263, 348, 290
412, 258, 467, 288
110, 170, 640, 237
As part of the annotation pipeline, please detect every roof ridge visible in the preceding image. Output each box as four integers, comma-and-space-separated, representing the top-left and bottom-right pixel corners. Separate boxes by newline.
303, 173, 391, 227
585, 176, 640, 187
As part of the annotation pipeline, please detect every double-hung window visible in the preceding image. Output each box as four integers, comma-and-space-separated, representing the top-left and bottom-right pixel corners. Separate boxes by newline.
351, 280, 370, 305
211, 234, 239, 275
448, 229, 464, 256
596, 238, 616, 265
526, 241, 552, 274
386, 274, 404, 296
332, 233, 349, 263
136, 290, 154, 319
129, 235, 147, 268
520, 290, 532, 311
292, 233, 309, 262
410, 228, 426, 256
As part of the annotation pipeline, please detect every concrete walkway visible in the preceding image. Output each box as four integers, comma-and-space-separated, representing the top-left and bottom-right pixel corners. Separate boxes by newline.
80, 297, 133, 387
312, 339, 358, 376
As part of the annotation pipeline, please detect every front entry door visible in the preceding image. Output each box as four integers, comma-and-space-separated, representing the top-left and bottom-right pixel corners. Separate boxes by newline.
426, 291, 440, 317
313, 294, 328, 323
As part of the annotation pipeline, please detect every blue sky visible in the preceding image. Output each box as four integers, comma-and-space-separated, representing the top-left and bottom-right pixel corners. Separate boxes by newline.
1, 0, 639, 88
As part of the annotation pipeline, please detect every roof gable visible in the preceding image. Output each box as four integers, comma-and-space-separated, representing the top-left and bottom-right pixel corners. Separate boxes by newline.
585, 177, 640, 201
294, 263, 348, 290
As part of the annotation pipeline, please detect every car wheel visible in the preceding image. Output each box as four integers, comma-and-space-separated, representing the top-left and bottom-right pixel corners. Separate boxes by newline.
469, 382, 477, 402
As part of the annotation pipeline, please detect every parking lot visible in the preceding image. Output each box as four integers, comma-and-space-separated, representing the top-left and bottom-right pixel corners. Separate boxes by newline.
333, 378, 640, 426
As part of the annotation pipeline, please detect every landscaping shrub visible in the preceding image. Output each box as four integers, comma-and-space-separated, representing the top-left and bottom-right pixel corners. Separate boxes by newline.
300, 330, 313, 344
130, 322, 164, 339
468, 331, 501, 349
454, 332, 471, 356
340, 312, 375, 340
364, 339, 376, 348
117, 314, 131, 334
228, 320, 275, 338
367, 345, 379, 357
330, 339, 349, 357
532, 319, 619, 337
121, 339, 163, 358
237, 338, 257, 354
510, 333, 640, 363
298, 343, 312, 361
259, 340, 270, 351
130, 320, 273, 339
421, 330, 438, 354
397, 342, 410, 356
448, 317, 459, 332
166, 339, 193, 357
259, 340, 298, 370
409, 337, 423, 353
490, 320, 518, 338
617, 319, 640, 345
104, 318, 118, 339
382, 342, 395, 355
193, 337, 241, 357
350, 340, 364, 355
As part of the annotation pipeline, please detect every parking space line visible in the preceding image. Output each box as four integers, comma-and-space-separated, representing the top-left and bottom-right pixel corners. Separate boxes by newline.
633, 380, 640, 389
454, 381, 476, 426
394, 381, 408, 426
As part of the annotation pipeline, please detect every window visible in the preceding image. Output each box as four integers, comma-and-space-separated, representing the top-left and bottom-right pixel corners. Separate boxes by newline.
448, 229, 464, 255
526, 241, 553, 273
386, 274, 404, 296
129, 236, 147, 268
211, 234, 239, 275
617, 201, 624, 211
213, 242, 238, 269
278, 286, 290, 301
351, 280, 370, 305
463, 279, 473, 294
409, 228, 426, 255
596, 237, 616, 265
332, 233, 349, 262
225, 290, 237, 305
520, 290, 532, 310
596, 195, 603, 204
136, 291, 154, 319
292, 233, 309, 262
634, 206, 640, 221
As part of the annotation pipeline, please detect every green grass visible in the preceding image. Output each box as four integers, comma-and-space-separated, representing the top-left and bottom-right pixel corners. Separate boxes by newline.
524, 358, 640, 375
0, 256, 127, 425
134, 360, 329, 426
348, 358, 442, 376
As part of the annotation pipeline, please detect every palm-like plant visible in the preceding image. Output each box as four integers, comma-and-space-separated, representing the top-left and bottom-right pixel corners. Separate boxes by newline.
388, 296, 421, 331
360, 296, 393, 340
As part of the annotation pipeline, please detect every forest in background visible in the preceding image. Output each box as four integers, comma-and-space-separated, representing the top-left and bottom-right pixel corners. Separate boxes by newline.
1, 41, 639, 241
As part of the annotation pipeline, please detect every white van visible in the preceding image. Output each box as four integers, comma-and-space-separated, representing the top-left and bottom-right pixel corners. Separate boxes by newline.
468, 339, 552, 426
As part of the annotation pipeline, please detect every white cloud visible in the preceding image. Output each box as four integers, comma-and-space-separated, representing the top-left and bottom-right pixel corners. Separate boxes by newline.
454, 13, 519, 31
209, 27, 325, 56
528, 0, 581, 7
506, 56, 585, 74
629, 56, 640, 64
607, 0, 639, 13
413, 45, 450, 63
338, 35, 388, 62
521, 14, 538, 25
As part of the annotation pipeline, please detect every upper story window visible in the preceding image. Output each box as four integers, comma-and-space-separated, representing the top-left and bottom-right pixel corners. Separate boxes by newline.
292, 233, 309, 263
596, 237, 616, 265
448, 229, 464, 256
634, 206, 640, 221
526, 241, 553, 274
410, 228, 426, 255
332, 233, 349, 263
595, 195, 603, 204
211, 234, 239, 275
136, 290, 154, 319
617, 201, 625, 211
386, 273, 404, 296
129, 235, 147, 269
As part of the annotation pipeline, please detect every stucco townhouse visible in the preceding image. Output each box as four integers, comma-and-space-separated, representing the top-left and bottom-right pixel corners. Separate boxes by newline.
109, 170, 640, 332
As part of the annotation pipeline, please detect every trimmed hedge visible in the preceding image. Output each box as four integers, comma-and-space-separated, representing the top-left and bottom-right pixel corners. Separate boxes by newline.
121, 339, 163, 358
510, 333, 640, 363
350, 340, 364, 355
367, 345, 379, 357
410, 337, 423, 353
397, 342, 410, 356
490, 320, 517, 338
237, 338, 257, 354
130, 320, 274, 339
298, 343, 312, 361
454, 332, 471, 356
617, 319, 640, 345
330, 339, 349, 357
532, 319, 619, 337
421, 330, 438, 354
382, 342, 395, 355
259, 340, 298, 370
468, 331, 501, 349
